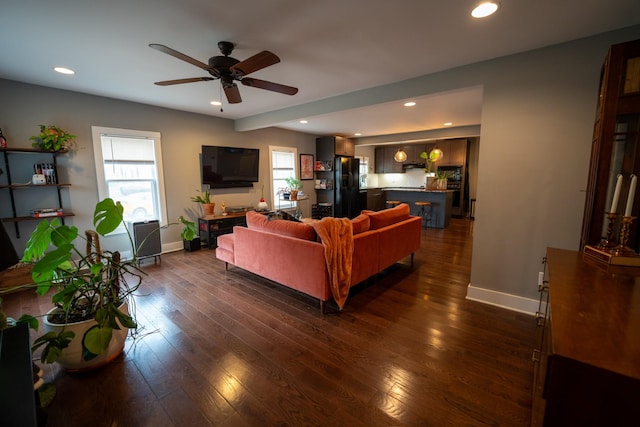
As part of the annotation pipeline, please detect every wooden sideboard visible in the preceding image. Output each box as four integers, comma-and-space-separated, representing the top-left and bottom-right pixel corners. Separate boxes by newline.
198, 211, 247, 249
532, 247, 640, 426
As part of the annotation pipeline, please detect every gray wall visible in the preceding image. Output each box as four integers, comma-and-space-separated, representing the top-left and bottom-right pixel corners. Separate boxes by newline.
471, 27, 640, 307
0, 80, 316, 254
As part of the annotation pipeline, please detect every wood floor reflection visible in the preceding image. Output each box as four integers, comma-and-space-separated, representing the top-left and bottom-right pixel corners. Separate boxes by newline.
6, 218, 535, 426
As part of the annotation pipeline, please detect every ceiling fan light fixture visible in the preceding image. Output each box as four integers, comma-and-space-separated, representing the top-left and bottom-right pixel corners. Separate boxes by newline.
299, 120, 308, 124
471, 2, 499, 18
394, 149, 408, 162
210, 101, 222, 106
404, 101, 416, 107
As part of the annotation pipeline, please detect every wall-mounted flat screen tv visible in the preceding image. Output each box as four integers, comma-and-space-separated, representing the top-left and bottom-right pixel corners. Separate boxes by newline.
201, 145, 259, 188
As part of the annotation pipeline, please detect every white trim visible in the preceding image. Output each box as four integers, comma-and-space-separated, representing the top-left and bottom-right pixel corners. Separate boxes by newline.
91, 126, 169, 233
466, 285, 539, 315
269, 145, 298, 209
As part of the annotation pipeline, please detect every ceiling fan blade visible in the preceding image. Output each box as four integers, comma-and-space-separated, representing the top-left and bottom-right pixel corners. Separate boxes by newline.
149, 43, 211, 71
230, 51, 280, 76
154, 77, 215, 86
224, 84, 242, 104
241, 77, 298, 95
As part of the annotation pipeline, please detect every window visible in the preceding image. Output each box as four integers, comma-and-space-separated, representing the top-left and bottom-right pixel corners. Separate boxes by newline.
92, 127, 168, 233
269, 146, 298, 210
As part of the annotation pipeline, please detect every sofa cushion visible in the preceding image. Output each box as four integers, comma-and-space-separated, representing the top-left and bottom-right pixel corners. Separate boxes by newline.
362, 203, 411, 230
246, 210, 317, 241
351, 214, 370, 235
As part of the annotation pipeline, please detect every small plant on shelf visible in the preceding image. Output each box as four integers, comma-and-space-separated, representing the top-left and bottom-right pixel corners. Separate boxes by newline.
30, 125, 77, 152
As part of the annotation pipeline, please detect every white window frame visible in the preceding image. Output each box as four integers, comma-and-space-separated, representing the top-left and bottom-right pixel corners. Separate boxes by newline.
269, 145, 298, 210
91, 126, 169, 234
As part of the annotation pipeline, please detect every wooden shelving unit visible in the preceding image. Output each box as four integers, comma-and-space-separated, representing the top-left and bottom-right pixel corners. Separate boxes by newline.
0, 147, 73, 237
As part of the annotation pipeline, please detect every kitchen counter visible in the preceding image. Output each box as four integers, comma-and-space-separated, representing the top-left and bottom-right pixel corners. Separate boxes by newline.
383, 188, 453, 228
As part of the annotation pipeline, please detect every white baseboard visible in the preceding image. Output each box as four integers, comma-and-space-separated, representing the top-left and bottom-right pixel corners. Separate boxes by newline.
162, 241, 184, 253
466, 285, 540, 316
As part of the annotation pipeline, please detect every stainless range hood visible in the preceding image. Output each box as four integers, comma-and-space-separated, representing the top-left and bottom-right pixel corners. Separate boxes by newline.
402, 163, 426, 172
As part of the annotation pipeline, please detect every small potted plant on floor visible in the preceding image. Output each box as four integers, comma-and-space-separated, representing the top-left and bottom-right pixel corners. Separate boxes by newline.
7, 198, 196, 371
284, 177, 303, 201
191, 189, 215, 215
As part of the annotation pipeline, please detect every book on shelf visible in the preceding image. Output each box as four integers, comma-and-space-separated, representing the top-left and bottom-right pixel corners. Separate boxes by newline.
33, 163, 58, 184
31, 208, 64, 218
314, 160, 333, 171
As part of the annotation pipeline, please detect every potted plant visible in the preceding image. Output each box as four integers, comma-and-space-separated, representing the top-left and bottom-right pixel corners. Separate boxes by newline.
434, 170, 454, 190
420, 150, 446, 189
284, 177, 303, 201
30, 125, 77, 152
7, 198, 196, 371
191, 189, 215, 215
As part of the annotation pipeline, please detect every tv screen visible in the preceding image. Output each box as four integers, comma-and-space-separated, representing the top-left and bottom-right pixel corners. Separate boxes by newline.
202, 145, 259, 188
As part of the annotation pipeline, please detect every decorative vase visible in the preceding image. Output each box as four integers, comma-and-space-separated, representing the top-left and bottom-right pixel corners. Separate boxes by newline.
425, 174, 436, 189
290, 190, 299, 201
436, 178, 447, 190
203, 203, 215, 215
43, 301, 130, 372
257, 200, 269, 210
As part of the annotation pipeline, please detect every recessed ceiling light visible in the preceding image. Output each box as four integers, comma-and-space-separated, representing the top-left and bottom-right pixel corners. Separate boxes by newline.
471, 2, 499, 18
443, 122, 453, 126
299, 120, 308, 124
210, 101, 222, 106
404, 101, 416, 107
53, 66, 75, 75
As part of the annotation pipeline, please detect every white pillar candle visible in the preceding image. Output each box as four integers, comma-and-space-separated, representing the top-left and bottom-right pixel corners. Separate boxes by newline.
625, 174, 637, 217
611, 174, 623, 213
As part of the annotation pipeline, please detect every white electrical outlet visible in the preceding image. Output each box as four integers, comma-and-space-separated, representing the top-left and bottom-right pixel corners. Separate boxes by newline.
538, 271, 544, 287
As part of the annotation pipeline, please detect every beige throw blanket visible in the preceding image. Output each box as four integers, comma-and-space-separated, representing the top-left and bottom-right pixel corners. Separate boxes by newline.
312, 217, 354, 310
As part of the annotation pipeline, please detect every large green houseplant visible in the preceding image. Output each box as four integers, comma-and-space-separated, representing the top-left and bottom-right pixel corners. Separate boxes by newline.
13, 198, 196, 370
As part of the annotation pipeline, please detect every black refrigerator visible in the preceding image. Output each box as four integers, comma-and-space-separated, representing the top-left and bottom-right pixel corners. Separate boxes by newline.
334, 157, 360, 218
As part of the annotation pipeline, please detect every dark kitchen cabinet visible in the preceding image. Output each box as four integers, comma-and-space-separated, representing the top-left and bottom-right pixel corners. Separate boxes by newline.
374, 146, 403, 173
319, 135, 354, 158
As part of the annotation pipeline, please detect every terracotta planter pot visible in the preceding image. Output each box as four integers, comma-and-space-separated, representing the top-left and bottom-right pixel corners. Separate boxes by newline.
203, 203, 215, 215
43, 301, 130, 372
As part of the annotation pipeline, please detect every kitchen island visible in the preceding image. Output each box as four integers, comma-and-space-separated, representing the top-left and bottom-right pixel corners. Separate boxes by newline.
383, 188, 453, 228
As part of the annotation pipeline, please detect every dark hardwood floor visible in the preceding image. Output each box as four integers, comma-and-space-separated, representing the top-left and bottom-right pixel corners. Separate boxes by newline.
3, 218, 536, 426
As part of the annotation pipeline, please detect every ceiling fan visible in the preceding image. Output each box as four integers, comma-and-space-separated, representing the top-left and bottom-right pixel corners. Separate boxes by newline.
149, 41, 298, 104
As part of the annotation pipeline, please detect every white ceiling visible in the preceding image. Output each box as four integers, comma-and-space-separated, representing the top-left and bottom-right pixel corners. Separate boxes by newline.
1, 1, 639, 139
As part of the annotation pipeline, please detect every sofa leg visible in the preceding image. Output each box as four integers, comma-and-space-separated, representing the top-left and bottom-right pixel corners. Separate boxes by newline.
320, 300, 325, 315
225, 262, 228, 271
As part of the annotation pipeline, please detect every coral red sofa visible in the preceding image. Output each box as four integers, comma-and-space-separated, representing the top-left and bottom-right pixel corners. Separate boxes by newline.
215, 203, 422, 312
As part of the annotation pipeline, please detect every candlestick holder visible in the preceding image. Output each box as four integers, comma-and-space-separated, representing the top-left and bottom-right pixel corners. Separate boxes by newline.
597, 212, 619, 250
613, 216, 637, 256
584, 215, 640, 266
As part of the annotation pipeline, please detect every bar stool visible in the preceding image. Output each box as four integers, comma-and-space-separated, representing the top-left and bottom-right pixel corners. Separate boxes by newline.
385, 200, 401, 209
415, 201, 432, 227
